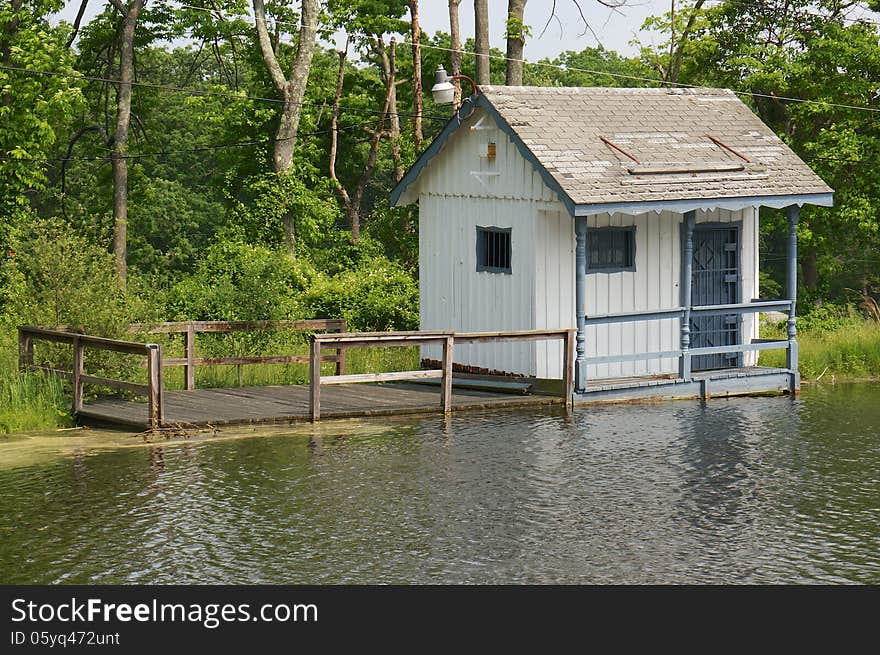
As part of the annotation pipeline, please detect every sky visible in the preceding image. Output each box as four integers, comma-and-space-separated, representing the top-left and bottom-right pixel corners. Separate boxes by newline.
53, 0, 668, 58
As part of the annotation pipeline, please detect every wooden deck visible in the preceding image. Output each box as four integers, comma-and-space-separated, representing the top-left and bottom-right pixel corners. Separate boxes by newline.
78, 382, 564, 429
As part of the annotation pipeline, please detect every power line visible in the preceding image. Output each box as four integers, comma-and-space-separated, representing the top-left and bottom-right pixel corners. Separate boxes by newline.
410, 40, 880, 115
0, 64, 449, 123
0, 119, 387, 163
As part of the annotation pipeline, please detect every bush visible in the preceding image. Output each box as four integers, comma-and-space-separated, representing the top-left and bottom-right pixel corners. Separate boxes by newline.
166, 238, 316, 322
796, 303, 864, 334
5, 218, 151, 334
302, 258, 418, 331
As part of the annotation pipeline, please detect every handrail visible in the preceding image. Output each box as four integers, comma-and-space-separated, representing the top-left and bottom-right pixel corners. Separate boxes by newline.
579, 299, 796, 378
18, 326, 164, 429
584, 300, 793, 326
127, 318, 348, 390
308, 329, 577, 421
128, 319, 345, 334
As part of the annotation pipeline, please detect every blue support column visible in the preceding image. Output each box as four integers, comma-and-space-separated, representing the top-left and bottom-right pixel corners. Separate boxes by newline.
679, 211, 696, 381
575, 217, 588, 392
786, 205, 800, 391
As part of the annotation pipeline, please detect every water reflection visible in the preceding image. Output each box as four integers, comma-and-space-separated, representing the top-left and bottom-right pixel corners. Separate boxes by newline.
0, 385, 878, 584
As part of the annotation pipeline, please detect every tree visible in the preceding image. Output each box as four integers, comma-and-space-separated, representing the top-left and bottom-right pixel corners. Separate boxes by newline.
252, 0, 320, 252
505, 0, 527, 85
448, 0, 462, 107
409, 0, 422, 148
474, 0, 490, 85
109, 0, 145, 287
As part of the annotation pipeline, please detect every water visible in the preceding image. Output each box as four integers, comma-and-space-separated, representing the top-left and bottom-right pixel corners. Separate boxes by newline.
0, 384, 878, 584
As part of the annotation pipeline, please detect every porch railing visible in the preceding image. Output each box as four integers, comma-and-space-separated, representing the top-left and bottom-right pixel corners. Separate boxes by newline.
18, 326, 164, 429
309, 328, 577, 421
580, 299, 795, 379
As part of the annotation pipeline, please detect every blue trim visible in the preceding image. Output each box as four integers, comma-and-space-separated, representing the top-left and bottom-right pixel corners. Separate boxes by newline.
574, 193, 833, 216
390, 94, 576, 213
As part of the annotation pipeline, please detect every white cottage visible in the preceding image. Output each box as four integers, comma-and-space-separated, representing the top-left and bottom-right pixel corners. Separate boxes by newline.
390, 87, 833, 401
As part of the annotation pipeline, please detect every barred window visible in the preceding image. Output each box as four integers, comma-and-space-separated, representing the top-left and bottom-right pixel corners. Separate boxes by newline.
476, 226, 512, 274
588, 227, 636, 272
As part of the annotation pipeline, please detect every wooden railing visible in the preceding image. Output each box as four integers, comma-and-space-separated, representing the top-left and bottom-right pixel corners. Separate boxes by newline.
127, 319, 347, 390
581, 300, 795, 379
18, 326, 164, 428
309, 328, 577, 421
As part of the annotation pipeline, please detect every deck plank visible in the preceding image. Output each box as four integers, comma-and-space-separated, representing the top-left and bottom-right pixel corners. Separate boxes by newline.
80, 382, 562, 429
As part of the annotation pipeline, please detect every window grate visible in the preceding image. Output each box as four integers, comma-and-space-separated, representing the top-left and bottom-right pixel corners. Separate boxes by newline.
476, 226, 512, 274
588, 227, 636, 272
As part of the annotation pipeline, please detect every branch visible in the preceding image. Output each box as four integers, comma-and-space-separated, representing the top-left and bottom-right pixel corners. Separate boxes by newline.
668, 0, 706, 84
329, 44, 352, 213
108, 0, 127, 15
65, 0, 90, 49
252, 0, 286, 93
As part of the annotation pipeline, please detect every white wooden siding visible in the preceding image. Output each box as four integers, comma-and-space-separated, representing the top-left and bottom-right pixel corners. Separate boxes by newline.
413, 106, 762, 381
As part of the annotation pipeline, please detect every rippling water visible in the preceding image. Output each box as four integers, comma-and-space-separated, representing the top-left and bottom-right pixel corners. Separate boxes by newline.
1, 384, 878, 584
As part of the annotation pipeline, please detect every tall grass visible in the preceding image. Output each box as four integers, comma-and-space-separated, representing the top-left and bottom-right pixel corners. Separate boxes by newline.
760, 320, 880, 380
0, 329, 72, 434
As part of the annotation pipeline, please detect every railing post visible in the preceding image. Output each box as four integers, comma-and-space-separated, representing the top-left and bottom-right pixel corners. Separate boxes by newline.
335, 320, 347, 376
18, 328, 33, 371
680, 211, 696, 381
309, 337, 321, 422
574, 217, 588, 392
562, 329, 575, 411
184, 323, 196, 390
72, 336, 84, 414
147, 344, 164, 430
786, 205, 800, 392
441, 335, 454, 413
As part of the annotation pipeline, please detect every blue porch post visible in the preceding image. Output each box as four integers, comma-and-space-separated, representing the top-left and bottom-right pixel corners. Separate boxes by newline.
679, 211, 696, 381
786, 205, 800, 391
575, 217, 588, 392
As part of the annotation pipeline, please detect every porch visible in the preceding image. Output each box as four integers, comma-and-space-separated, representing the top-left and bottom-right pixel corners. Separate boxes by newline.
574, 299, 797, 403
573, 205, 801, 402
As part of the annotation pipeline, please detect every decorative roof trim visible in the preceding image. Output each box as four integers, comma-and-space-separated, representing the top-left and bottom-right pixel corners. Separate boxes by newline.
572, 193, 833, 217
390, 94, 576, 212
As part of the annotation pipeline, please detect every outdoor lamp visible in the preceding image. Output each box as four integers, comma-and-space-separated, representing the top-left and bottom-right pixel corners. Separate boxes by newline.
431, 65, 479, 104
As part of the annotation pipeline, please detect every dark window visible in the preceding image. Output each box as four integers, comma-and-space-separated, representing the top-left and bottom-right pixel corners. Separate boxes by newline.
476, 226, 512, 274
588, 227, 636, 272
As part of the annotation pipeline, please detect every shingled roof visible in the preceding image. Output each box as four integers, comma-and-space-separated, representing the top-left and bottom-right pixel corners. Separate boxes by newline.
391, 86, 833, 214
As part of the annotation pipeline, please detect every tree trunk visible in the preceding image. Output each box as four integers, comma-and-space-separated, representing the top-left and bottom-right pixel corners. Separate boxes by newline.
802, 249, 819, 290
505, 0, 526, 86
350, 38, 397, 241
253, 0, 319, 173
253, 0, 320, 254
328, 48, 353, 219
111, 0, 145, 288
375, 37, 403, 183
474, 0, 490, 85
409, 1, 422, 149
448, 0, 462, 108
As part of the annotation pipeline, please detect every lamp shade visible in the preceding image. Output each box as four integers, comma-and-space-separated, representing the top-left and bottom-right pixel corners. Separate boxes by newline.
431, 64, 455, 104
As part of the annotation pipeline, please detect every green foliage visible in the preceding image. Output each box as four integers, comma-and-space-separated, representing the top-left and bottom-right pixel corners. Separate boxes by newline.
504, 16, 531, 42
0, 2, 83, 311
0, 330, 71, 433
166, 238, 315, 322
524, 46, 659, 87
5, 218, 149, 333
301, 257, 418, 331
